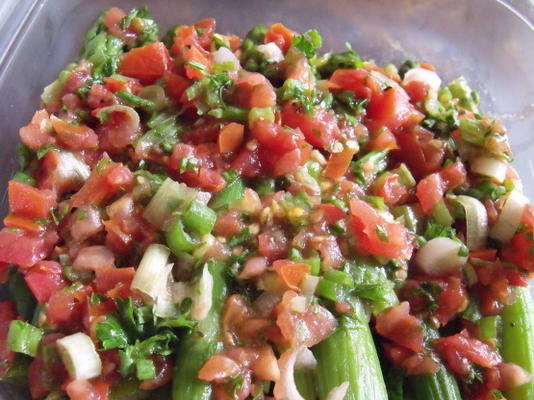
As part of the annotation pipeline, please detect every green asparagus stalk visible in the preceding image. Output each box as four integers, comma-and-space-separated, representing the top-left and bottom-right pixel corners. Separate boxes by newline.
294, 366, 318, 400
313, 298, 388, 400
172, 262, 228, 400
501, 287, 534, 400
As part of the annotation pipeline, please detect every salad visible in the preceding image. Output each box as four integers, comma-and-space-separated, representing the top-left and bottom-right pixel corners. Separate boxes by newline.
0, 6, 533, 400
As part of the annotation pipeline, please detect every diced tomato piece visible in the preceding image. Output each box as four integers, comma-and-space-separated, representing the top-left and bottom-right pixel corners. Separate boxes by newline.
96, 107, 141, 152
319, 203, 346, 225
382, 343, 440, 375
64, 379, 109, 400
372, 174, 408, 206
194, 18, 216, 49
281, 102, 340, 148
198, 354, 241, 382
264, 23, 295, 53
102, 7, 126, 32
164, 71, 190, 102
275, 291, 337, 347
440, 161, 466, 190
403, 80, 428, 103
258, 231, 288, 260
469, 248, 497, 262
25, 261, 68, 304
375, 302, 425, 353
323, 144, 358, 179
349, 198, 413, 259
434, 276, 467, 325
73, 246, 115, 271
118, 42, 171, 83
416, 173, 445, 215
0, 301, 16, 376
435, 329, 502, 375
501, 231, 534, 272
231, 148, 262, 178
219, 123, 245, 153
273, 260, 310, 290
213, 212, 244, 237
93, 267, 135, 293
8, 180, 56, 220
87, 84, 115, 109
328, 68, 374, 98
367, 86, 424, 133
368, 128, 399, 151
50, 117, 98, 151
234, 72, 277, 108
313, 235, 343, 269
47, 284, 92, 327
69, 160, 133, 208
393, 125, 444, 179
0, 228, 58, 267
19, 110, 54, 150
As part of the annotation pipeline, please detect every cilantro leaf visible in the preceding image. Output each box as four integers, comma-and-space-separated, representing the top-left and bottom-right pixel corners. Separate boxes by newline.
292, 29, 322, 59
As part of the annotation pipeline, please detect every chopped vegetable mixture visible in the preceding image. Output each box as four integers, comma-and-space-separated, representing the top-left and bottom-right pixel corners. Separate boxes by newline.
1, 6, 533, 400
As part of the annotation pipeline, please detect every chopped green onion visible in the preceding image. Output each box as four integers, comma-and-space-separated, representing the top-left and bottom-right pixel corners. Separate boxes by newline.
57, 332, 102, 379
316, 279, 340, 302
7, 320, 43, 357
182, 200, 217, 236
248, 107, 275, 127
166, 218, 200, 254
210, 178, 245, 210
324, 270, 354, 289
131, 244, 172, 301
115, 91, 155, 109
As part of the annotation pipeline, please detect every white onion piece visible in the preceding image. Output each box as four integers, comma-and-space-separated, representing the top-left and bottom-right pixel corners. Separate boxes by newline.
290, 295, 307, 313
402, 67, 442, 91
212, 47, 240, 71
489, 190, 529, 244
470, 157, 508, 183
294, 346, 317, 370
131, 244, 171, 301
256, 42, 284, 63
455, 195, 488, 250
415, 237, 467, 277
301, 275, 320, 299
274, 346, 317, 400
56, 151, 91, 181
96, 105, 140, 129
191, 265, 214, 321
57, 333, 102, 379
325, 381, 350, 400
154, 263, 177, 318
171, 281, 190, 304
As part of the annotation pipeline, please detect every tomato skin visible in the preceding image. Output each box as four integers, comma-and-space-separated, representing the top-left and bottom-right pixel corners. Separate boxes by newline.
69, 160, 133, 208
349, 198, 413, 259
375, 302, 425, 353
264, 23, 295, 53
319, 203, 346, 225
0, 228, 58, 267
435, 329, 502, 375
258, 231, 288, 260
8, 180, 56, 220
93, 267, 135, 294
435, 276, 468, 325
50, 118, 98, 151
281, 102, 340, 148
194, 18, 216, 49
64, 379, 109, 400
382, 343, 440, 375
416, 173, 445, 215
172, 25, 212, 79
234, 73, 277, 108
273, 260, 310, 290
25, 261, 68, 304
231, 148, 262, 178
367, 86, 424, 133
19, 110, 55, 150
393, 125, 444, 179
118, 42, 171, 83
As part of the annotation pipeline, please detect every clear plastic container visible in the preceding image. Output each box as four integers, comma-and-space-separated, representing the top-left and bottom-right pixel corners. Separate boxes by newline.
0, 0, 532, 398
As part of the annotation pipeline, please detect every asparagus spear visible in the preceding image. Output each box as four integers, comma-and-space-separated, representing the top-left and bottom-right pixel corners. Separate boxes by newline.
171, 262, 227, 400
501, 287, 534, 400
313, 298, 388, 400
